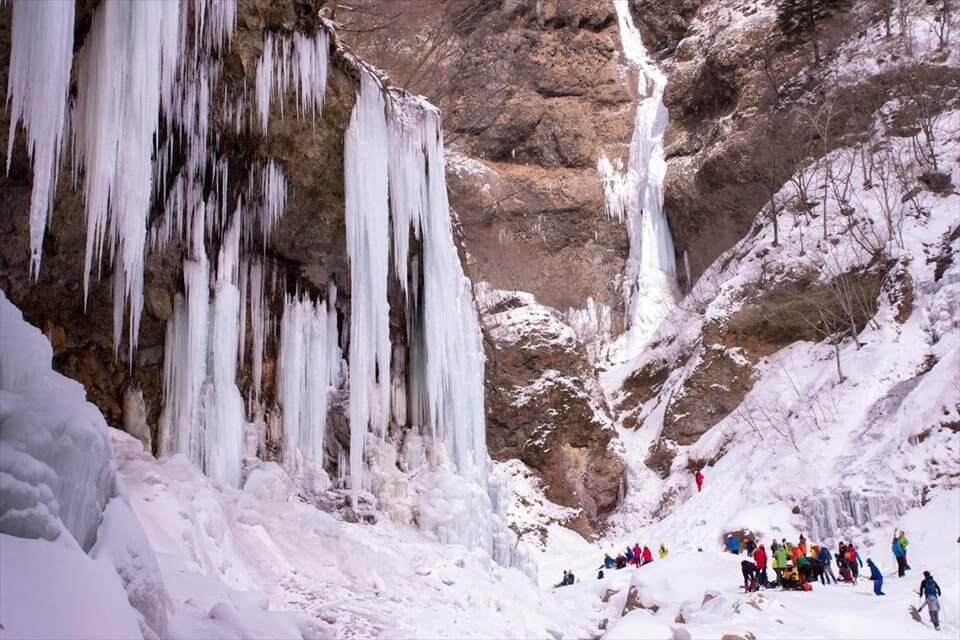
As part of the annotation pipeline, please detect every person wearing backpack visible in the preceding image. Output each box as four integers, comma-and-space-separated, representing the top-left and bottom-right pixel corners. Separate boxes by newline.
918, 571, 942, 631
892, 533, 907, 578
773, 543, 789, 587
817, 545, 837, 584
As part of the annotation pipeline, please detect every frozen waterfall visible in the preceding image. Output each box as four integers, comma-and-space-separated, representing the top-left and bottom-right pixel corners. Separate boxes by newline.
601, 0, 679, 354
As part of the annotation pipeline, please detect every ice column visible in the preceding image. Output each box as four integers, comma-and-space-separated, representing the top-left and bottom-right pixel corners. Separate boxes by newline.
344, 71, 393, 507
5, 0, 75, 278
200, 216, 245, 487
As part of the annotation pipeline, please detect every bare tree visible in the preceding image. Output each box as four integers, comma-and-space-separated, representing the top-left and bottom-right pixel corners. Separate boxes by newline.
928, 0, 952, 50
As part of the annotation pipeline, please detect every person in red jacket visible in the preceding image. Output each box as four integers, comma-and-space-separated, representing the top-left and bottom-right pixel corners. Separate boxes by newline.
642, 546, 653, 565
632, 543, 643, 567
695, 469, 704, 492
753, 544, 769, 587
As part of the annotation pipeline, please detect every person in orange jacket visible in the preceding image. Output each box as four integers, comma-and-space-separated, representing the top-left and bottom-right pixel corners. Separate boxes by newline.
798, 534, 807, 557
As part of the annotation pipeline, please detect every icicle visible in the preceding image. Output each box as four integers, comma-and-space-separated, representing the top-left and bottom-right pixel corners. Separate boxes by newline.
249, 259, 266, 401
74, 0, 182, 362
254, 30, 328, 133
238, 257, 249, 368
683, 250, 692, 293
5, 0, 74, 278
344, 71, 392, 508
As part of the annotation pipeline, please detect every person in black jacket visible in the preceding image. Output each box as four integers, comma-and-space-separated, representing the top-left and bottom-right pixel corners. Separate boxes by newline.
919, 571, 942, 631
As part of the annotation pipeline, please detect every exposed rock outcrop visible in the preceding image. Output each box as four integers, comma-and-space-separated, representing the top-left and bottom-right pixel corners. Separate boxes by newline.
478, 286, 624, 537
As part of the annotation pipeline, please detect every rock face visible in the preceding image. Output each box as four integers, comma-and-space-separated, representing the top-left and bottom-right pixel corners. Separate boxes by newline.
479, 287, 623, 537
630, 0, 960, 285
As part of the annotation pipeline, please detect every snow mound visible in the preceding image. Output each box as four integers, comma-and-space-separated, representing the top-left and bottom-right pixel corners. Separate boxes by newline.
0, 290, 115, 551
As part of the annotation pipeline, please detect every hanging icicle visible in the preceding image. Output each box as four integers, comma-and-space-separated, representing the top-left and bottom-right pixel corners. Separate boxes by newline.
5, 0, 75, 279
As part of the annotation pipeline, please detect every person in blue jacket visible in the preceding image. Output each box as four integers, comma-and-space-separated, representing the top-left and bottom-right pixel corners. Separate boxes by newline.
867, 558, 884, 595
892, 533, 907, 577
625, 546, 634, 564
726, 535, 740, 555
603, 553, 614, 569
919, 571, 942, 631
817, 545, 837, 584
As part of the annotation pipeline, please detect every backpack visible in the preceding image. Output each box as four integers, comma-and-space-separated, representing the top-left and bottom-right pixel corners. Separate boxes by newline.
801, 582, 812, 591
922, 578, 939, 598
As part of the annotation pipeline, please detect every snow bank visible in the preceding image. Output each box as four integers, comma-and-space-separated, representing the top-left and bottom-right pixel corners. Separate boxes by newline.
0, 290, 115, 551
0, 532, 143, 640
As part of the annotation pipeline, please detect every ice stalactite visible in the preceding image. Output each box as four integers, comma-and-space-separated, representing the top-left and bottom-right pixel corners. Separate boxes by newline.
73, 0, 182, 362
599, 0, 679, 354
255, 31, 329, 133
277, 287, 341, 482
344, 71, 393, 508
5, 0, 75, 279
249, 259, 268, 402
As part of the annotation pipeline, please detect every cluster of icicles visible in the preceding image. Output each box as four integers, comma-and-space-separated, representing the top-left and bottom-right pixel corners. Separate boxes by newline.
4, 0, 493, 550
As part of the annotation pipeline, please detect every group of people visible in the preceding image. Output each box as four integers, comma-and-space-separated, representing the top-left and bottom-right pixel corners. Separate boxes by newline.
730, 530, 943, 630
601, 543, 668, 572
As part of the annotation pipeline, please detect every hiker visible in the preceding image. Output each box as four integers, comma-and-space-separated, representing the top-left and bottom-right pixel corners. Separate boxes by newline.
817, 545, 837, 584
615, 554, 627, 569
632, 543, 643, 567
796, 553, 812, 583
642, 545, 653, 565
726, 535, 740, 555
898, 531, 911, 570
798, 534, 807, 557
556, 570, 570, 588
625, 546, 635, 566
773, 542, 789, 586
754, 544, 769, 587
741, 559, 758, 592
658, 544, 668, 559
867, 558, 884, 595
845, 544, 863, 580
918, 571, 942, 631
695, 469, 704, 492
604, 553, 614, 570
892, 533, 907, 578
745, 537, 757, 557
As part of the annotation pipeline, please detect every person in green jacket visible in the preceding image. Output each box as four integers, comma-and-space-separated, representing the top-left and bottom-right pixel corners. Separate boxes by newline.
795, 554, 812, 583
773, 545, 789, 586
898, 531, 911, 570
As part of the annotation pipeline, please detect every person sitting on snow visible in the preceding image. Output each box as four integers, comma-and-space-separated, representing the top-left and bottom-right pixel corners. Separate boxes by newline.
603, 553, 614, 569
780, 562, 801, 590
658, 544, 668, 559
615, 554, 627, 569
555, 570, 569, 588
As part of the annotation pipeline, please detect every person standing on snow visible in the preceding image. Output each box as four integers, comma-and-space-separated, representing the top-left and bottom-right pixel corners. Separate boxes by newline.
754, 544, 769, 587
817, 544, 837, 584
727, 535, 741, 555
846, 544, 863, 581
773, 542, 789, 586
741, 559, 758, 591
892, 533, 907, 578
642, 545, 653, 565
798, 534, 807, 557
898, 530, 911, 571
866, 559, 884, 595
918, 571, 942, 631
695, 469, 704, 492
633, 543, 643, 567
625, 545, 635, 567
745, 537, 757, 557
